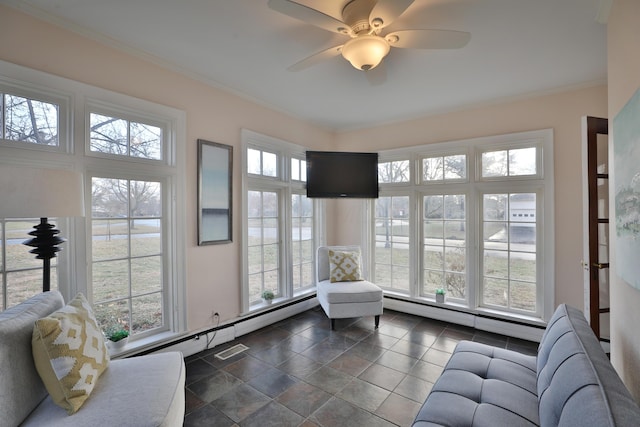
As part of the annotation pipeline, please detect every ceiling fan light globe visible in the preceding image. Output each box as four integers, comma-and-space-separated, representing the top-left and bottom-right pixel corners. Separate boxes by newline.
341, 35, 390, 71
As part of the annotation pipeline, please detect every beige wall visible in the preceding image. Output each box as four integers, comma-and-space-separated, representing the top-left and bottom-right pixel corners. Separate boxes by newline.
332, 85, 608, 312
0, 5, 334, 329
0, 5, 614, 348
608, 0, 640, 400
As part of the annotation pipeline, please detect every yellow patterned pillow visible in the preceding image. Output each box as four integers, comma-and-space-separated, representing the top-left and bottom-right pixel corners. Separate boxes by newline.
329, 249, 363, 282
32, 293, 110, 414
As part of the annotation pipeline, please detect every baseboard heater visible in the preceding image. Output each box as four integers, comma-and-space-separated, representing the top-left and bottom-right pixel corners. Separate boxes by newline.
134, 294, 317, 357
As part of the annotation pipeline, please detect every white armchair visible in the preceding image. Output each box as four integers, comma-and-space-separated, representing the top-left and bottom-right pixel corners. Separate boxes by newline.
316, 246, 383, 330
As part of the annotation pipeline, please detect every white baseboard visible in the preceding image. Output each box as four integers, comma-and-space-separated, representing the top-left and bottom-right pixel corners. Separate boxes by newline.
155, 326, 236, 357
384, 297, 544, 342
234, 297, 318, 337
152, 295, 543, 358
384, 298, 476, 327
474, 316, 544, 342
153, 297, 319, 358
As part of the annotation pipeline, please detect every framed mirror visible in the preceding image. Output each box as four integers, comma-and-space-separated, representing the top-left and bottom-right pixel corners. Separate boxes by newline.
197, 139, 232, 245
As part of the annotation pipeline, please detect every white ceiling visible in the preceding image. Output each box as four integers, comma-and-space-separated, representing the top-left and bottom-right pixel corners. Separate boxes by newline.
3, 0, 608, 131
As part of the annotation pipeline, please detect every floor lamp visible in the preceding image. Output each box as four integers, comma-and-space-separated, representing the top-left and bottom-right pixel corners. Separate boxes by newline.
0, 165, 84, 292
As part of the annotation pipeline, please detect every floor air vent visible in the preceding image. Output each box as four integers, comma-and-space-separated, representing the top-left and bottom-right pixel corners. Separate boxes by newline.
214, 344, 249, 360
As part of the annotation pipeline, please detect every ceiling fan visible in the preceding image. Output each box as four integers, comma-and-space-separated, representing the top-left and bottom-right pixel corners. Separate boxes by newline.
268, 0, 471, 72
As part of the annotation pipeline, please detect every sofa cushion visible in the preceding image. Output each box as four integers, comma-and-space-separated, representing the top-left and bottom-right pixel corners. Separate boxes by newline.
21, 352, 186, 427
537, 304, 640, 427
32, 293, 110, 414
0, 290, 64, 427
329, 248, 363, 282
318, 279, 383, 304
413, 340, 539, 427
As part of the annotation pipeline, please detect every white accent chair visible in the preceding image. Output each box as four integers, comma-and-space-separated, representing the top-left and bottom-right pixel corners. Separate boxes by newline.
316, 246, 383, 330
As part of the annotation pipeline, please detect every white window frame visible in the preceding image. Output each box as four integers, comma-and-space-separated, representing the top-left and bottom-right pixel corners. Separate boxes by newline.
478, 186, 544, 316
370, 129, 554, 322
0, 76, 72, 153
419, 189, 470, 303
0, 60, 187, 346
241, 129, 322, 314
86, 99, 172, 164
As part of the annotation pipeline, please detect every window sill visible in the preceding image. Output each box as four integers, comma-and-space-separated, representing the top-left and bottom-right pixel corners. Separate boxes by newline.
108, 330, 179, 359
244, 290, 317, 316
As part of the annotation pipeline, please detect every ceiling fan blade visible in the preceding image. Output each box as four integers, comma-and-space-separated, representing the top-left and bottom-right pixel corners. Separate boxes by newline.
268, 0, 353, 36
287, 44, 344, 71
386, 29, 471, 49
369, 0, 414, 30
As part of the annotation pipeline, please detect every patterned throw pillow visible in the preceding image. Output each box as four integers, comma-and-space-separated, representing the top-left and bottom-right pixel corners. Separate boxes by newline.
32, 293, 110, 414
329, 249, 363, 282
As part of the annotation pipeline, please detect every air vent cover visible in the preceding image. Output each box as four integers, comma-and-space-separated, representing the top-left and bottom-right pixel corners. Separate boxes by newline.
214, 344, 249, 360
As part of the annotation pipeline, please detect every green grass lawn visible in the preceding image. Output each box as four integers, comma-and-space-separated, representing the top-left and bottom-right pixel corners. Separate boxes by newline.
4, 219, 538, 333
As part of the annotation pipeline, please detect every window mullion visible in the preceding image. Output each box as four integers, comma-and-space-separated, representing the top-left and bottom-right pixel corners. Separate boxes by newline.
282, 187, 291, 298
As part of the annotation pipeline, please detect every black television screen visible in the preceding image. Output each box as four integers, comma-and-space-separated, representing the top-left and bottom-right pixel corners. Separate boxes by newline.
306, 151, 379, 198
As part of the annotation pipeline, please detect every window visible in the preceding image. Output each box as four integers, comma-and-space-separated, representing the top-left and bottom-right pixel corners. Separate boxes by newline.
423, 154, 467, 181
3, 95, 58, 146
0, 62, 186, 346
247, 147, 277, 177
374, 195, 410, 291
0, 81, 70, 309
91, 177, 166, 336
0, 80, 70, 152
242, 130, 318, 312
0, 219, 61, 310
481, 192, 537, 312
422, 194, 467, 299
85, 103, 178, 340
480, 147, 538, 178
378, 159, 410, 184
371, 130, 553, 321
291, 192, 313, 291
247, 189, 280, 302
89, 112, 162, 160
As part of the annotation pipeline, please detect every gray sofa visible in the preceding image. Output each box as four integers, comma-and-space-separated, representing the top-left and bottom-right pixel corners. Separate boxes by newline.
413, 304, 640, 426
0, 291, 185, 427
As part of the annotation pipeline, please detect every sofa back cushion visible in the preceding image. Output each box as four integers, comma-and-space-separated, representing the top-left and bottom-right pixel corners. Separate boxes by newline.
537, 304, 640, 427
0, 291, 64, 427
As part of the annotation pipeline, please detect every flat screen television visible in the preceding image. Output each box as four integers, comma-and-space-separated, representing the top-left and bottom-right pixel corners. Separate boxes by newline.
306, 151, 379, 198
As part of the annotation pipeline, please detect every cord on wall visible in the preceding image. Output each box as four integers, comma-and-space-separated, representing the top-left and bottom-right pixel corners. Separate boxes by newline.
206, 312, 220, 349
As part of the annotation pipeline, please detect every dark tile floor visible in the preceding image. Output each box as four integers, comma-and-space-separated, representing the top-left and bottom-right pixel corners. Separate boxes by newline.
183, 307, 538, 427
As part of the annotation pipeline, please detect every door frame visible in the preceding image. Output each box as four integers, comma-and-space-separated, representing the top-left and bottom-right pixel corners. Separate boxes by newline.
581, 115, 609, 339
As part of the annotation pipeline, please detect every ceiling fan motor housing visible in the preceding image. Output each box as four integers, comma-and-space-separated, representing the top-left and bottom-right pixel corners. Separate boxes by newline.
342, 0, 378, 34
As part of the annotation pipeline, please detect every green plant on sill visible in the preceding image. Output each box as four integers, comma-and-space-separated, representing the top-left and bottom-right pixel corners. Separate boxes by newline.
106, 327, 129, 342
261, 289, 275, 301
435, 288, 446, 295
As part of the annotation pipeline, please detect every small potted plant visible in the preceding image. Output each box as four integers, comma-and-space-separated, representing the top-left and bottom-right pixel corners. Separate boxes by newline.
262, 289, 275, 304
435, 288, 446, 303
105, 325, 130, 350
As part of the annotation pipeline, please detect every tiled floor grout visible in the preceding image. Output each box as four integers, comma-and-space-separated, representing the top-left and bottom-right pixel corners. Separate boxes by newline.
183, 307, 538, 427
